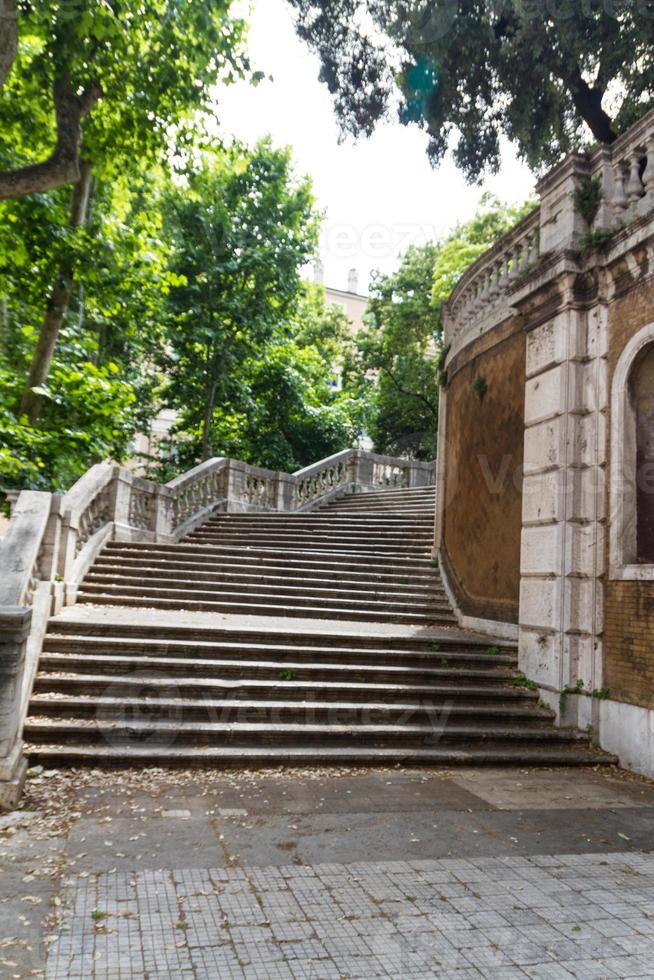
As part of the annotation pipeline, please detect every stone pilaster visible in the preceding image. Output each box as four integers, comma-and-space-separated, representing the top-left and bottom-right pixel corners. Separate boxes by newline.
519, 285, 608, 722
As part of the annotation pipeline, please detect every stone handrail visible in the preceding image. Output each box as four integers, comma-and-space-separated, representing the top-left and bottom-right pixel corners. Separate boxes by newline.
444, 208, 540, 354
0, 448, 434, 803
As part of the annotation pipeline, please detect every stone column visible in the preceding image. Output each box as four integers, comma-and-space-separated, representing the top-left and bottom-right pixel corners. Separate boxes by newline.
519, 283, 608, 725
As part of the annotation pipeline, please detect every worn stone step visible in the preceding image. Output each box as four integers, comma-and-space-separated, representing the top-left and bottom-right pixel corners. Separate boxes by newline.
23, 715, 586, 748
33, 673, 529, 708
24, 718, 589, 752
45, 620, 513, 651
78, 580, 447, 613
83, 572, 446, 606
76, 591, 453, 624
42, 633, 506, 667
74, 594, 454, 626
29, 693, 553, 725
183, 532, 432, 554
103, 541, 437, 571
90, 560, 444, 593
24, 743, 615, 767
35, 652, 522, 687
206, 515, 435, 527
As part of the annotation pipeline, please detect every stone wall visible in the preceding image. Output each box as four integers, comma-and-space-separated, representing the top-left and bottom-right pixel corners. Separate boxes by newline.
440, 317, 525, 624
438, 106, 654, 774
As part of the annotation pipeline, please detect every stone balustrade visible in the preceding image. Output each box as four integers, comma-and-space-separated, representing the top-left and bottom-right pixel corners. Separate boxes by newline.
444, 108, 654, 364
444, 209, 540, 356
604, 112, 654, 224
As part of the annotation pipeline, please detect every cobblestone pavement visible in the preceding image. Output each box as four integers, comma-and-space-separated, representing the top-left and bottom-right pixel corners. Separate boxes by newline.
45, 852, 654, 979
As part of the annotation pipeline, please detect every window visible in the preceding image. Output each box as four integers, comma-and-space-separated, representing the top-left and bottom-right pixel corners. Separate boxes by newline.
610, 323, 654, 579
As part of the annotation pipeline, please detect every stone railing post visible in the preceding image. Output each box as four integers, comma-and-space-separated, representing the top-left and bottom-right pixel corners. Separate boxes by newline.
112, 467, 133, 538
154, 485, 174, 540
0, 608, 30, 807
352, 451, 373, 488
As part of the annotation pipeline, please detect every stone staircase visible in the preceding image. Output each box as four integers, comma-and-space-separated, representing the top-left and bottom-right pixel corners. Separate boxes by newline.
23, 486, 610, 767
75, 485, 451, 625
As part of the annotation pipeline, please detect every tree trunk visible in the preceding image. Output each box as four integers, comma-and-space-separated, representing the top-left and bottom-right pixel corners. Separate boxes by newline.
570, 76, 617, 145
202, 378, 219, 460
0, 73, 101, 201
0, 0, 17, 93
19, 160, 93, 425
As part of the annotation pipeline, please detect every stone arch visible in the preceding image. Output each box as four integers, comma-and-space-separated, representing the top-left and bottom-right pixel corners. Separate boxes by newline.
610, 322, 654, 578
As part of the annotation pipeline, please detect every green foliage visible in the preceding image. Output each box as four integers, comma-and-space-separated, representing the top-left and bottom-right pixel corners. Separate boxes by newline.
574, 176, 603, 226
579, 227, 614, 254
344, 196, 533, 460
510, 677, 539, 690
0, 173, 170, 489
472, 376, 488, 401
288, 0, 654, 180
154, 143, 363, 475
0, 1, 248, 184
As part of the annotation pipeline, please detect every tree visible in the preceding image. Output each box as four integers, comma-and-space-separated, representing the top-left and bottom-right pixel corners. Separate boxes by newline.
161, 141, 320, 462
346, 195, 533, 457
202, 284, 366, 471
0, 0, 246, 200
287, 0, 654, 179
0, 172, 173, 489
1, 1, 248, 423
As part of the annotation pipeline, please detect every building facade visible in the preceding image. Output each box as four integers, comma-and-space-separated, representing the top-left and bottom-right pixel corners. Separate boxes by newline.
435, 109, 654, 776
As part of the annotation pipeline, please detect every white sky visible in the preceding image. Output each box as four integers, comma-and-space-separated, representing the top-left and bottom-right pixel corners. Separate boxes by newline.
217, 0, 536, 295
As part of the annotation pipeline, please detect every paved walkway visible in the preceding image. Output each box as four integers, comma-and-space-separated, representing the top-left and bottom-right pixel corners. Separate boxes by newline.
2, 766, 654, 978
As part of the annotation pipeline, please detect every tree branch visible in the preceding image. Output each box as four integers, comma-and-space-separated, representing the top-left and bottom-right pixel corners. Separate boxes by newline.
381, 363, 439, 418
0, 73, 102, 201
0, 0, 17, 93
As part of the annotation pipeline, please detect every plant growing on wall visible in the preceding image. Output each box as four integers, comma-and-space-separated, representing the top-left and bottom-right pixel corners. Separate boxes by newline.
472, 376, 488, 401
574, 176, 603, 227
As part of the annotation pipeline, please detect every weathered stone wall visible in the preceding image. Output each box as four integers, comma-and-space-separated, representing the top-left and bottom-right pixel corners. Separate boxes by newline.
441, 317, 525, 624
438, 106, 654, 774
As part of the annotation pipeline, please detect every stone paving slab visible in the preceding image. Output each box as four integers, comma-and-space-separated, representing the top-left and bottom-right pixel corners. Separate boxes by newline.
44, 853, 654, 979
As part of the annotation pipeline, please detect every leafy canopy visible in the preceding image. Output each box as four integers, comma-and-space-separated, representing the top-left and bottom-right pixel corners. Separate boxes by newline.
0, 0, 248, 197
345, 195, 533, 457
287, 0, 654, 180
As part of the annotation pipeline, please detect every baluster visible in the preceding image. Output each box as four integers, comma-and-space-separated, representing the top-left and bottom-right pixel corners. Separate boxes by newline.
625, 150, 644, 203
643, 133, 654, 202
612, 160, 629, 219
509, 242, 521, 279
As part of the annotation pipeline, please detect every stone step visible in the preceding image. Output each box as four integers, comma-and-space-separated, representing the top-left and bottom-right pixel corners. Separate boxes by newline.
183, 532, 432, 553
83, 572, 445, 605
29, 693, 553, 725
45, 619, 512, 650
35, 652, 521, 687
24, 717, 587, 749
327, 488, 436, 501
78, 580, 447, 613
103, 541, 437, 571
26, 743, 612, 768
90, 559, 444, 593
206, 515, 435, 527
40, 633, 516, 667
76, 591, 453, 624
